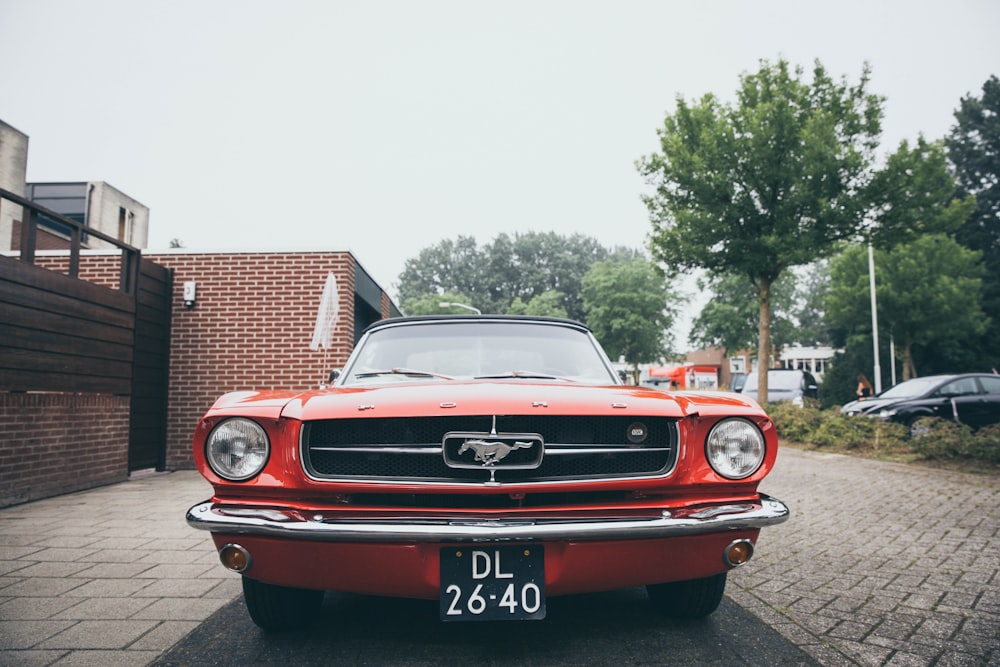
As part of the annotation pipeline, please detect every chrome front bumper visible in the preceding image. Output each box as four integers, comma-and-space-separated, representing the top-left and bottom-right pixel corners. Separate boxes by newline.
186, 494, 789, 543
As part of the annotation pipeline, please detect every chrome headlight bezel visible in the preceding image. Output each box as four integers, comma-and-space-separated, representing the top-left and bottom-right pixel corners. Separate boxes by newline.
205, 418, 271, 481
705, 418, 766, 480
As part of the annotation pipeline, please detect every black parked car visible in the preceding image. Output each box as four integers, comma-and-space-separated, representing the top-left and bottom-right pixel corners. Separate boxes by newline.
840, 373, 1000, 435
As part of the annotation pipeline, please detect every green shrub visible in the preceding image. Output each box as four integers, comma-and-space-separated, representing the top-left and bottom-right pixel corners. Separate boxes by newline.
763, 401, 997, 466
810, 412, 878, 449
907, 418, 973, 460
966, 424, 1000, 464
765, 403, 824, 443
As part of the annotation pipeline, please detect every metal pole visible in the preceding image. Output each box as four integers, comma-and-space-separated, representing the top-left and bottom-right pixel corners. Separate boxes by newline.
889, 333, 896, 387
868, 242, 882, 394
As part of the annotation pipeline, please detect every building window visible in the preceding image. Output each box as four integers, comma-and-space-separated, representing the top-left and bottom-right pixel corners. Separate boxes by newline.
729, 356, 746, 373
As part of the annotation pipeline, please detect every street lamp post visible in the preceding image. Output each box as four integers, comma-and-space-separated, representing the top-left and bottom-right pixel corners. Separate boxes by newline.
439, 301, 482, 315
868, 242, 882, 394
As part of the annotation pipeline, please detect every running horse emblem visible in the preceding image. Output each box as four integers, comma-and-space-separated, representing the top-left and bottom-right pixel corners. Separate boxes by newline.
458, 439, 534, 467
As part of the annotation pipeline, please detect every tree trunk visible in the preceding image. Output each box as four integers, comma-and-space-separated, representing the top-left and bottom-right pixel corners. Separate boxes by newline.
756, 279, 771, 404
902, 334, 917, 380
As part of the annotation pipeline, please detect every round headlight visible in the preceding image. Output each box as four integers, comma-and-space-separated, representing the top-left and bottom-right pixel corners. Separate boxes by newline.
206, 418, 270, 481
705, 418, 765, 480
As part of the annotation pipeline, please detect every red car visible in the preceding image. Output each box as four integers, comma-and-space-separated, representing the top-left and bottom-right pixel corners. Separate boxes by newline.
187, 316, 788, 630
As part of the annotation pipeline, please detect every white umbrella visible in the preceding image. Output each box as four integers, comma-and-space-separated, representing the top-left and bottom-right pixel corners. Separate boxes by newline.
309, 271, 340, 386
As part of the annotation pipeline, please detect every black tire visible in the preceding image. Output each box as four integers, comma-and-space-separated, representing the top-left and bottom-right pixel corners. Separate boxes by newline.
906, 415, 932, 438
241, 576, 324, 632
646, 573, 727, 618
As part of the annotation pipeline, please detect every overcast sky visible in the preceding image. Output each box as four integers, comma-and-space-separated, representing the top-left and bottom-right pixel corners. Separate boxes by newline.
2, 0, 998, 343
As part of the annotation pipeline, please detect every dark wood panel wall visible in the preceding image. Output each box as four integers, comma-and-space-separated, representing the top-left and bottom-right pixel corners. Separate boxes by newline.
0, 256, 137, 394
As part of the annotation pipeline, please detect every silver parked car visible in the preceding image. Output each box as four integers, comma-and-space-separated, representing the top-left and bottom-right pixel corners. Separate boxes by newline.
741, 369, 819, 407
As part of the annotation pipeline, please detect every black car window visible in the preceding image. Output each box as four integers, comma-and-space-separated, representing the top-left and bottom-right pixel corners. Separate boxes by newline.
979, 375, 1000, 394
936, 378, 979, 397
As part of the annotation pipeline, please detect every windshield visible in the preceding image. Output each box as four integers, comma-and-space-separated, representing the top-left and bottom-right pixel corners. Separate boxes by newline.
340, 320, 619, 386
877, 376, 948, 399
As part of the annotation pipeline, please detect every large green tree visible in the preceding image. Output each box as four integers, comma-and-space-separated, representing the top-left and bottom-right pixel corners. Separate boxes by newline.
638, 59, 883, 402
946, 75, 1000, 370
689, 273, 797, 354
825, 235, 986, 380
581, 258, 679, 379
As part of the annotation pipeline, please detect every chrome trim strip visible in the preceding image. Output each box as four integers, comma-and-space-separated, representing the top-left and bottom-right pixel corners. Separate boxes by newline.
186, 494, 789, 543
299, 420, 681, 486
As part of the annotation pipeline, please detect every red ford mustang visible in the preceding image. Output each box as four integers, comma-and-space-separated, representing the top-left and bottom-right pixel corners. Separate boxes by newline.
187, 316, 788, 630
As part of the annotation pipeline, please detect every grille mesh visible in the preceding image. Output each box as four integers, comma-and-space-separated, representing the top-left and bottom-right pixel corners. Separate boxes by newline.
302, 415, 676, 484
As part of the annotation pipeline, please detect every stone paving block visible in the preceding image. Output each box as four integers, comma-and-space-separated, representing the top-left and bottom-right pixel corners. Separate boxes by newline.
4, 561, 93, 578
21, 547, 101, 563
85, 537, 158, 551
0, 649, 71, 666
63, 578, 153, 598
0, 546, 44, 560
2, 577, 88, 597
902, 591, 945, 610
128, 620, 200, 651
72, 563, 158, 579
0, 619, 76, 649
0, 576, 25, 591
53, 597, 158, 620
134, 549, 205, 565
37, 619, 160, 650
133, 563, 216, 580
133, 578, 222, 599
41, 525, 101, 538
0, 596, 80, 620
80, 549, 145, 564
148, 538, 209, 551
203, 578, 241, 599
31, 535, 105, 549
131, 597, 231, 621
48, 648, 161, 666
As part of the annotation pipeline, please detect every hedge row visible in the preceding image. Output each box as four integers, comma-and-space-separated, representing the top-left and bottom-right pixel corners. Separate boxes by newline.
765, 403, 1000, 465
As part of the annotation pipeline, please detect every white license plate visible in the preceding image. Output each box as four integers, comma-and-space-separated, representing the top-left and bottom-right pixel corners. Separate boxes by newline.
439, 545, 545, 621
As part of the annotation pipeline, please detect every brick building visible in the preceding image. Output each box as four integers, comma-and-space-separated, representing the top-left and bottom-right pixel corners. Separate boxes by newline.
1, 248, 399, 507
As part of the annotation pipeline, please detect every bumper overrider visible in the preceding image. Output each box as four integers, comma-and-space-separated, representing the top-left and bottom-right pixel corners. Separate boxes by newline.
186, 494, 789, 542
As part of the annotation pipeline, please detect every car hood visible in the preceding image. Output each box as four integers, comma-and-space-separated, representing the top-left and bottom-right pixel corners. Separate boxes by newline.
206, 382, 767, 421
840, 396, 899, 414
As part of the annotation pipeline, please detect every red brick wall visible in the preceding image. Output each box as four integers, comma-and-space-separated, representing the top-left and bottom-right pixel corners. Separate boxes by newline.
0, 393, 129, 507
148, 252, 356, 468
32, 250, 360, 472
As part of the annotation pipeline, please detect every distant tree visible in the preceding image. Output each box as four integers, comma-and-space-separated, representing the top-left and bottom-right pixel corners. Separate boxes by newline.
825, 235, 985, 380
582, 258, 680, 379
403, 292, 476, 316
638, 58, 884, 402
866, 136, 973, 247
788, 261, 833, 347
397, 237, 484, 313
507, 290, 569, 318
689, 273, 796, 355
397, 232, 640, 320
169, 238, 184, 248
946, 75, 1000, 370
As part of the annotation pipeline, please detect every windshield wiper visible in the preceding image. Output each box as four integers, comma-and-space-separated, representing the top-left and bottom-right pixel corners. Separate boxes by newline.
354, 368, 453, 380
475, 370, 575, 382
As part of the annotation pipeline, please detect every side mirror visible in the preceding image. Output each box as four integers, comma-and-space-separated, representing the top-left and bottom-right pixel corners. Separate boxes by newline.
328, 369, 341, 383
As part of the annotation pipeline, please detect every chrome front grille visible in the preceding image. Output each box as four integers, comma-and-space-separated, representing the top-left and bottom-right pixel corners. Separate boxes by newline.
301, 415, 677, 484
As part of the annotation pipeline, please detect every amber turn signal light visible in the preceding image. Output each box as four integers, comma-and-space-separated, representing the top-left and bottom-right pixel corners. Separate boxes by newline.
723, 538, 754, 567
219, 543, 252, 572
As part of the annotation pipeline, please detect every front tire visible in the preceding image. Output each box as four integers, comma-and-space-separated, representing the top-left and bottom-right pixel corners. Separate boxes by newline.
906, 415, 933, 438
646, 573, 726, 618
242, 577, 324, 632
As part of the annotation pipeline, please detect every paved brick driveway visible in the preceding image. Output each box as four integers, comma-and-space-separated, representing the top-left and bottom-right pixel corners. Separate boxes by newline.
729, 447, 1000, 666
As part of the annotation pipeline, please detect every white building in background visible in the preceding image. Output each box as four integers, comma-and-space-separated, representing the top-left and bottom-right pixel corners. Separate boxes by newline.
779, 344, 836, 380
0, 118, 149, 252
